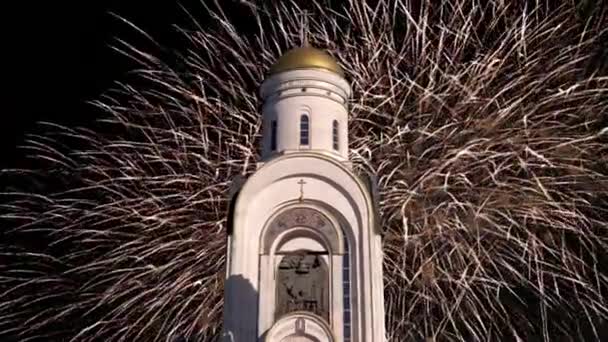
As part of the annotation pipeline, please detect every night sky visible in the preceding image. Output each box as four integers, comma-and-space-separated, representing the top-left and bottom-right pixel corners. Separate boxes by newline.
4, 0, 214, 169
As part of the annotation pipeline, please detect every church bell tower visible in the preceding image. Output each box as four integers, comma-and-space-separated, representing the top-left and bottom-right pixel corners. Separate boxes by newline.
222, 46, 386, 342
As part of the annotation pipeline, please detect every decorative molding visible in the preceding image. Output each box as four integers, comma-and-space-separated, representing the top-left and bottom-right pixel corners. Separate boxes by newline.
264, 311, 335, 342
243, 152, 380, 235
262, 206, 340, 255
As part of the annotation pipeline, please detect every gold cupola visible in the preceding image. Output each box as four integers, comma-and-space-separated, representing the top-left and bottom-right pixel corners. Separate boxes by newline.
269, 46, 344, 77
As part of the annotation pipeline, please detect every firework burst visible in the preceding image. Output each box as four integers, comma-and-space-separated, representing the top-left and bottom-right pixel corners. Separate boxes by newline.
1, 0, 607, 341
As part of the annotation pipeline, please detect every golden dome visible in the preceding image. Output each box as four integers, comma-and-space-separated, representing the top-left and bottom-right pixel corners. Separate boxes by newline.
269, 46, 344, 77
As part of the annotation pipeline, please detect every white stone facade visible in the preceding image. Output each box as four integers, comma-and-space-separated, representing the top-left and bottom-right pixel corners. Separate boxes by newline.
259, 69, 350, 161
222, 52, 386, 342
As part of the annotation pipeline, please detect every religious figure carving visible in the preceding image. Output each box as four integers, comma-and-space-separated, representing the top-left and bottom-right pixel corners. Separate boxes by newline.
276, 253, 329, 321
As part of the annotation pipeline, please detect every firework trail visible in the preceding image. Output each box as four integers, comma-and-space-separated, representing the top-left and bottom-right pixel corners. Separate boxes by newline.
1, 0, 607, 341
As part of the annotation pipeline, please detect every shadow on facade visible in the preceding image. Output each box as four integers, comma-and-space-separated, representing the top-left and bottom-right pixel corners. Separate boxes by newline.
222, 274, 259, 342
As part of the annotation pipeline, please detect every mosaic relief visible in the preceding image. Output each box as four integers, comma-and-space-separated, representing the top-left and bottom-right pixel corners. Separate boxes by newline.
275, 253, 329, 321
263, 207, 339, 254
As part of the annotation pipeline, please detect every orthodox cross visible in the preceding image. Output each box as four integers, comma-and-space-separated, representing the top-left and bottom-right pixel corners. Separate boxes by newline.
300, 9, 311, 47
298, 179, 306, 202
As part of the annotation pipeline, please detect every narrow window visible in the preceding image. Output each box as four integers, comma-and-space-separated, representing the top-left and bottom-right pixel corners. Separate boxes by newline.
343, 235, 351, 342
271, 120, 277, 151
332, 120, 339, 150
300, 114, 309, 145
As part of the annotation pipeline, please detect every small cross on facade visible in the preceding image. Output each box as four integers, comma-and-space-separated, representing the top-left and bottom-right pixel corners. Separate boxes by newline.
297, 179, 306, 202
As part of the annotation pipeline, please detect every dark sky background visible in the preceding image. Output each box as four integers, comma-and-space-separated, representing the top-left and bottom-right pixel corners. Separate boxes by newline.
4, 0, 211, 170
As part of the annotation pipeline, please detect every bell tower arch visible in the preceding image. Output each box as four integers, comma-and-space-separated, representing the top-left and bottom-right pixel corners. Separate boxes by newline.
258, 205, 348, 341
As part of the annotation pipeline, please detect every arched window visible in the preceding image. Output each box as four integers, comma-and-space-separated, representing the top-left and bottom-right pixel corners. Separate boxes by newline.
271, 120, 277, 151
300, 114, 309, 145
332, 120, 339, 151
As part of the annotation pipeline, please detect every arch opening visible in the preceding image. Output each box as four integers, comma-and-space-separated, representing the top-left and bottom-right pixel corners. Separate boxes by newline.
261, 206, 343, 255
258, 204, 355, 341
